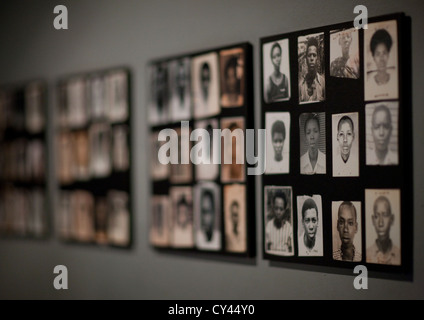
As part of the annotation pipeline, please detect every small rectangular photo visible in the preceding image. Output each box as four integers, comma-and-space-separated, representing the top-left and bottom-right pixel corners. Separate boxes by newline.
25, 81, 45, 134
264, 186, 294, 256
194, 181, 221, 251
57, 82, 69, 128
265, 112, 290, 174
150, 195, 170, 248
148, 62, 170, 125
27, 188, 46, 238
170, 127, 193, 184
72, 190, 95, 243
194, 118, 219, 181
332, 201, 362, 262
366, 101, 399, 165
329, 28, 360, 79
112, 124, 130, 171
169, 57, 192, 122
332, 112, 359, 177
106, 69, 129, 123
71, 129, 90, 181
298, 32, 325, 104
67, 76, 88, 128
262, 38, 291, 103
191, 52, 220, 119
170, 186, 194, 248
297, 195, 323, 256
365, 189, 401, 266
57, 190, 72, 240
107, 190, 130, 247
57, 131, 74, 185
26, 139, 45, 182
364, 20, 398, 101
150, 131, 170, 181
89, 122, 112, 178
94, 197, 108, 245
220, 117, 245, 183
224, 184, 246, 253
88, 74, 107, 120
299, 112, 326, 175
220, 47, 245, 107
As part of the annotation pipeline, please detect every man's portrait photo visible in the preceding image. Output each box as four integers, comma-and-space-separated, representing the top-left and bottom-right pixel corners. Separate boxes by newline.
150, 195, 170, 248
224, 184, 246, 253
220, 47, 244, 107
170, 186, 193, 249
148, 62, 170, 125
169, 57, 192, 122
330, 28, 360, 79
297, 195, 323, 256
220, 117, 245, 183
265, 112, 290, 174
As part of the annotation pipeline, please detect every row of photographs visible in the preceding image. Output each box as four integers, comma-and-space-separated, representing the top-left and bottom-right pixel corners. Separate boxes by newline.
0, 138, 45, 183
0, 81, 46, 135
266, 101, 398, 176
149, 47, 247, 125
56, 69, 129, 129
57, 123, 129, 185
264, 186, 401, 266
57, 189, 130, 247
261, 20, 398, 104
150, 183, 247, 254
0, 187, 47, 238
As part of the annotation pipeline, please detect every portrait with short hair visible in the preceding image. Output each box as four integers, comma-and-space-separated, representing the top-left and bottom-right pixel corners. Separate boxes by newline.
220, 117, 245, 183
332, 201, 362, 262
169, 58, 192, 122
297, 195, 323, 256
194, 182, 221, 251
299, 112, 326, 175
191, 52, 220, 119
150, 131, 169, 181
224, 184, 246, 253
366, 101, 398, 166
220, 47, 244, 107
265, 112, 290, 174
264, 186, 294, 256
298, 32, 325, 104
106, 69, 129, 123
365, 189, 401, 266
332, 112, 359, 177
364, 20, 398, 101
170, 186, 194, 248
170, 127, 193, 184
150, 195, 170, 248
148, 62, 170, 125
330, 28, 360, 79
194, 118, 219, 181
71, 129, 90, 181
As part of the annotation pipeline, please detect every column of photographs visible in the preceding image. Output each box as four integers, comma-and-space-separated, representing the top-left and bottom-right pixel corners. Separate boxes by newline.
261, 13, 412, 274
56, 68, 132, 248
0, 81, 48, 238
149, 43, 255, 256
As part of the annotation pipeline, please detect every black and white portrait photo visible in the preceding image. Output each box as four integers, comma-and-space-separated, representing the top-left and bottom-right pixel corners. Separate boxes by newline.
262, 39, 291, 103
88, 74, 107, 121
170, 127, 193, 184
148, 63, 170, 125
224, 184, 246, 253
330, 28, 360, 79
25, 81, 45, 134
67, 76, 87, 128
297, 195, 323, 256
365, 189, 401, 266
220, 47, 245, 107
332, 201, 362, 262
265, 112, 290, 174
112, 124, 130, 171
194, 182, 221, 251
298, 32, 325, 104
220, 117, 245, 183
107, 190, 130, 247
299, 112, 326, 175
170, 186, 193, 248
364, 20, 398, 101
191, 52, 220, 119
150, 131, 169, 181
264, 186, 294, 256
194, 118, 219, 181
332, 112, 359, 177
366, 101, 398, 166
89, 122, 112, 178
150, 195, 170, 247
169, 58, 192, 122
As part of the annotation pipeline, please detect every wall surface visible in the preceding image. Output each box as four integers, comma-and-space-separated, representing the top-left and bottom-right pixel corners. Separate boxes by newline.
0, 0, 423, 299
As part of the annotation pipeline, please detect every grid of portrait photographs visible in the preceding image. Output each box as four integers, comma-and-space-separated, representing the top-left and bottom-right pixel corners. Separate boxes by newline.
0, 81, 49, 239
260, 13, 412, 276
148, 43, 255, 257
55, 67, 132, 248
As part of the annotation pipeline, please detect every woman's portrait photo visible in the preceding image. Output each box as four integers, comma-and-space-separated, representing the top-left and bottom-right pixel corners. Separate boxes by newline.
265, 112, 290, 174
262, 39, 291, 103
330, 28, 360, 79
364, 20, 398, 101
169, 57, 192, 122
220, 47, 245, 107
297, 195, 323, 256
299, 112, 326, 175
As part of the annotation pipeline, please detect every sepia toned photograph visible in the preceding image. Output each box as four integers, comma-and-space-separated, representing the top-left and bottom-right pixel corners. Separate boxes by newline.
26, 139, 45, 182
220, 117, 245, 183
57, 81, 69, 128
194, 118, 219, 181
264, 186, 294, 256
191, 52, 220, 119
57, 131, 74, 185
107, 190, 130, 247
170, 127, 192, 184
298, 32, 325, 104
67, 76, 87, 128
89, 122, 112, 178
25, 81, 45, 134
148, 62, 170, 125
299, 112, 326, 175
220, 47, 245, 107
170, 186, 194, 248
297, 195, 323, 256
72, 130, 90, 181
26, 188, 46, 238
57, 190, 72, 240
365, 189, 401, 266
364, 20, 398, 101
332, 201, 362, 262
332, 112, 359, 177
106, 69, 129, 123
94, 196, 108, 245
150, 195, 170, 248
72, 190, 95, 243
169, 58, 192, 122
194, 182, 221, 251
265, 112, 290, 174
150, 131, 169, 181
112, 124, 130, 171
224, 184, 246, 253
262, 39, 291, 103
366, 101, 399, 166
88, 74, 107, 120
330, 28, 360, 79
